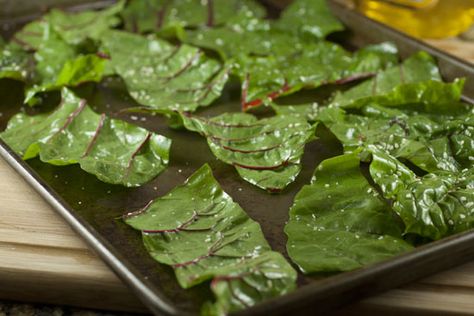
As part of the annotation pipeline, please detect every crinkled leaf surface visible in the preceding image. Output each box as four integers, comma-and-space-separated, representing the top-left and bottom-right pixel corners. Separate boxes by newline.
274, 0, 344, 39
188, 23, 398, 110
179, 112, 316, 191
0, 43, 32, 81
331, 51, 442, 109
186, 1, 396, 110
202, 252, 296, 316
319, 79, 472, 173
14, 20, 76, 81
101, 30, 229, 112
121, 0, 265, 35
271, 102, 320, 122
370, 148, 474, 240
124, 164, 296, 314
0, 88, 171, 187
25, 54, 108, 104
285, 152, 413, 273
12, 3, 122, 104
236, 42, 398, 111
45, 0, 124, 45
12, 20, 78, 104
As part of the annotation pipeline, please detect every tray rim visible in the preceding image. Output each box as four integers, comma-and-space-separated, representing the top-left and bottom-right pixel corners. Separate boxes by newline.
1, 1, 474, 315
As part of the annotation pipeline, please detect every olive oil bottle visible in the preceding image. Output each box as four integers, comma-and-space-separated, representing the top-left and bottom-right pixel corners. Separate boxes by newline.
355, 0, 474, 38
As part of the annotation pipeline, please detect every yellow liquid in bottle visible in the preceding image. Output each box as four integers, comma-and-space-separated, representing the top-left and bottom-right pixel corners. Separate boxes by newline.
355, 0, 474, 38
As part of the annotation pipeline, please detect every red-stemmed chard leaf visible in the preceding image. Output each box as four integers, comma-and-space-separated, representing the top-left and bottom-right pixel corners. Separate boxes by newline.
123, 164, 296, 314
178, 112, 317, 192
120, 0, 265, 36
101, 30, 229, 112
0, 88, 171, 187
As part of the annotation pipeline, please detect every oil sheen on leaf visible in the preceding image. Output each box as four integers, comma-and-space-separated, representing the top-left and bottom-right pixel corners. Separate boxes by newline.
123, 164, 296, 315
121, 0, 265, 36
0, 88, 171, 187
179, 112, 317, 191
285, 152, 413, 273
0, 43, 32, 81
370, 148, 474, 240
274, 0, 344, 39
101, 30, 229, 112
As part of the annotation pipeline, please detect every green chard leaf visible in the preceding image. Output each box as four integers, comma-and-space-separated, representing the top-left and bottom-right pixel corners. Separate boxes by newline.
0, 43, 32, 81
0, 88, 171, 187
101, 30, 229, 112
271, 102, 320, 122
44, 0, 125, 45
187, 20, 398, 111
319, 78, 472, 173
331, 51, 442, 109
237, 42, 398, 111
14, 19, 76, 78
123, 164, 296, 314
285, 152, 413, 274
274, 0, 344, 39
25, 54, 108, 104
121, 0, 265, 36
370, 148, 474, 240
12, 20, 107, 105
179, 112, 316, 191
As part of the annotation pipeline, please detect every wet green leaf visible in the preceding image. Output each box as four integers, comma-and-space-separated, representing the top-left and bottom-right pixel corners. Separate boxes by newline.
331, 51, 442, 109
101, 30, 229, 112
370, 148, 474, 240
14, 19, 76, 81
45, 0, 125, 45
236, 42, 398, 111
271, 102, 320, 122
0, 88, 171, 187
202, 252, 297, 316
285, 152, 413, 273
274, 0, 344, 39
188, 19, 398, 110
121, 0, 265, 36
179, 112, 316, 191
0, 43, 32, 81
319, 78, 472, 173
25, 54, 107, 104
124, 164, 296, 314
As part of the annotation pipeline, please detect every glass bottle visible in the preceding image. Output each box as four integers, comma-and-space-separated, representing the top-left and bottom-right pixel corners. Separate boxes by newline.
355, 0, 474, 38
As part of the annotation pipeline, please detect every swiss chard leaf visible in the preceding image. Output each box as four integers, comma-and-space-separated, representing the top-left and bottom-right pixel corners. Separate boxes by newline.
179, 112, 316, 191
331, 51, 442, 109
319, 79, 472, 173
45, 0, 125, 45
0, 43, 32, 81
25, 54, 108, 104
12, 20, 82, 105
202, 252, 297, 316
187, 21, 398, 111
274, 0, 344, 40
370, 148, 474, 240
271, 102, 320, 122
121, 0, 266, 36
11, 2, 123, 104
124, 164, 296, 314
285, 152, 413, 273
236, 42, 398, 111
101, 30, 229, 112
14, 19, 76, 81
0, 88, 171, 187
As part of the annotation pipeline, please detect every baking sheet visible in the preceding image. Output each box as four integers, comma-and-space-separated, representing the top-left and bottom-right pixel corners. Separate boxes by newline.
1, 1, 473, 315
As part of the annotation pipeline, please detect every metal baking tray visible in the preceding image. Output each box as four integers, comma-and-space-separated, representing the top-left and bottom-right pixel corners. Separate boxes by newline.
1, 1, 473, 315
